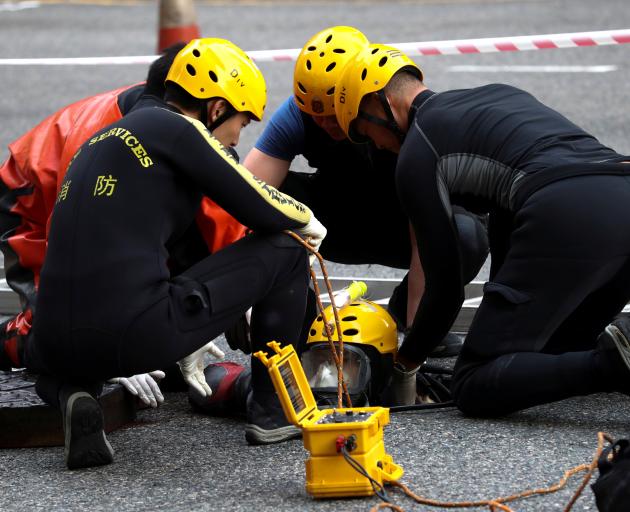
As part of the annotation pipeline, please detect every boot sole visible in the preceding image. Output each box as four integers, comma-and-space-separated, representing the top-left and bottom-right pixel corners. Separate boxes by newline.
64, 392, 114, 470
244, 424, 301, 445
605, 324, 630, 372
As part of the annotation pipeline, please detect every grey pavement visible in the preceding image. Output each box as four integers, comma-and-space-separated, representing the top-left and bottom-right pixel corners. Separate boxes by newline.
1, 0, 630, 510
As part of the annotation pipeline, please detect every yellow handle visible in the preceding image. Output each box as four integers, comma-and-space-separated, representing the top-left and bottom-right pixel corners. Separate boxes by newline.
346, 281, 367, 301
379, 454, 404, 483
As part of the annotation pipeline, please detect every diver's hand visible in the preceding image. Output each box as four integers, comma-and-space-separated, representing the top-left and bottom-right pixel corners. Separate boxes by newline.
177, 341, 225, 397
296, 214, 327, 265
108, 370, 166, 408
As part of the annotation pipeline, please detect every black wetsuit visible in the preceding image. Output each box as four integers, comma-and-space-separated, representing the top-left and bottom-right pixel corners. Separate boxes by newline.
268, 103, 489, 342
257, 97, 489, 275
396, 84, 630, 415
27, 103, 311, 401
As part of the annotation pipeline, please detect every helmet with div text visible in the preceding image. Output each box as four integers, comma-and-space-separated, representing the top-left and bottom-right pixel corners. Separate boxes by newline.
293, 26, 369, 117
166, 37, 267, 121
302, 299, 397, 407
334, 43, 422, 142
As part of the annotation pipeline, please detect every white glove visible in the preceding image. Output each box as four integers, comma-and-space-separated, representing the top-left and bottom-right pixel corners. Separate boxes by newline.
177, 341, 225, 397
295, 214, 327, 265
108, 370, 166, 408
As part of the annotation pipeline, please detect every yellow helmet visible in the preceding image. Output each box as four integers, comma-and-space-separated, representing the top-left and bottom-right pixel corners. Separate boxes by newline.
302, 299, 398, 406
307, 299, 397, 354
293, 26, 369, 116
334, 43, 422, 141
166, 38, 266, 121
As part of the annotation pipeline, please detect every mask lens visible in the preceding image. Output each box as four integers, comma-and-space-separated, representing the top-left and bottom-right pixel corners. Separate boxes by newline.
301, 344, 370, 394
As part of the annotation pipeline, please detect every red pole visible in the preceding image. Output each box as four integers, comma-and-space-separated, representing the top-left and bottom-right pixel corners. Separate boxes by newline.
157, 0, 201, 53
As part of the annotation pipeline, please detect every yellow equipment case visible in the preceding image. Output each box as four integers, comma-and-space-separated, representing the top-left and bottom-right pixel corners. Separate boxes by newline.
254, 341, 403, 498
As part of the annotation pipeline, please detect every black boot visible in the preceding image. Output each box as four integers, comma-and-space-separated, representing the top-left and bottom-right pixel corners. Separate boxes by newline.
0, 328, 21, 371
0, 340, 13, 371
59, 386, 113, 470
596, 317, 630, 394
244, 357, 301, 445
188, 362, 251, 416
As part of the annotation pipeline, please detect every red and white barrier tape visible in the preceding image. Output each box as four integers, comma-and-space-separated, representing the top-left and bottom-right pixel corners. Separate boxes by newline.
391, 28, 630, 56
0, 28, 628, 66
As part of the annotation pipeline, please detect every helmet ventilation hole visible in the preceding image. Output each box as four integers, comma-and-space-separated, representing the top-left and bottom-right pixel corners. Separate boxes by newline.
297, 81, 307, 94
378, 56, 388, 67
310, 329, 316, 336
320, 52, 325, 57
307, 45, 317, 51
200, 88, 205, 92
325, 62, 336, 72
316, 315, 322, 321
343, 328, 359, 336
186, 64, 197, 76
361, 68, 367, 81
333, 48, 346, 54
208, 70, 218, 82
296, 96, 305, 106
306, 59, 312, 70
192, 49, 201, 58
326, 86, 335, 95
325, 34, 333, 43
342, 316, 357, 321
371, 48, 379, 54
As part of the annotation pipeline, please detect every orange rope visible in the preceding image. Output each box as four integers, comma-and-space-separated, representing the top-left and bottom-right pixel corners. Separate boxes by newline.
309, 266, 352, 407
284, 230, 352, 408
369, 432, 612, 512
283, 234, 611, 512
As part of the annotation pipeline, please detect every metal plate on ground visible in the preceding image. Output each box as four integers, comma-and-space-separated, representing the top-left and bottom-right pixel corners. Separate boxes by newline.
0, 278, 21, 315
0, 370, 137, 448
316, 276, 485, 333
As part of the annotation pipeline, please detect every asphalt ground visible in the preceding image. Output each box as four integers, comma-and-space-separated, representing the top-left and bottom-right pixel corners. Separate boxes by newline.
1, 0, 630, 510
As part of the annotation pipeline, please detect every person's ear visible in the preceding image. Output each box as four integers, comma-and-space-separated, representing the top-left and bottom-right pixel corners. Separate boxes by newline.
211, 99, 229, 122
206, 99, 220, 122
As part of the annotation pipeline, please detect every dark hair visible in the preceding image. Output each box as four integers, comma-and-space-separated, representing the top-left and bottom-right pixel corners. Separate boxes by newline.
143, 42, 187, 98
383, 68, 423, 96
163, 81, 206, 113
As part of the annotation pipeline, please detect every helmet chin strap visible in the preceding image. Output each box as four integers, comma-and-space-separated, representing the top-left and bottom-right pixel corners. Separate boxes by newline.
357, 90, 406, 143
208, 104, 237, 132
199, 100, 238, 132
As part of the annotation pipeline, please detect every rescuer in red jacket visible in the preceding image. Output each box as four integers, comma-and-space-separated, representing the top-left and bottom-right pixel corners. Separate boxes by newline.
0, 44, 248, 407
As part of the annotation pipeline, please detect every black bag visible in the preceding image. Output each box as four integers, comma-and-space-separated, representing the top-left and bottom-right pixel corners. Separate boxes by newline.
591, 438, 630, 511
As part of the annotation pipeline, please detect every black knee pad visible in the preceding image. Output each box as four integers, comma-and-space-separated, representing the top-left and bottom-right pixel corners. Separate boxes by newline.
170, 275, 212, 331
452, 206, 489, 283
450, 359, 491, 417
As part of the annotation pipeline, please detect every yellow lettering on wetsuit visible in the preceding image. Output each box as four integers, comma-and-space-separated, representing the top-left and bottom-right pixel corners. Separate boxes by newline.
56, 180, 71, 203
181, 115, 311, 226
93, 174, 117, 197
89, 128, 153, 168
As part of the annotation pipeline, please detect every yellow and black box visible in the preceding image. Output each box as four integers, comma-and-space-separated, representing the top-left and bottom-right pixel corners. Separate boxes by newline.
254, 341, 403, 498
